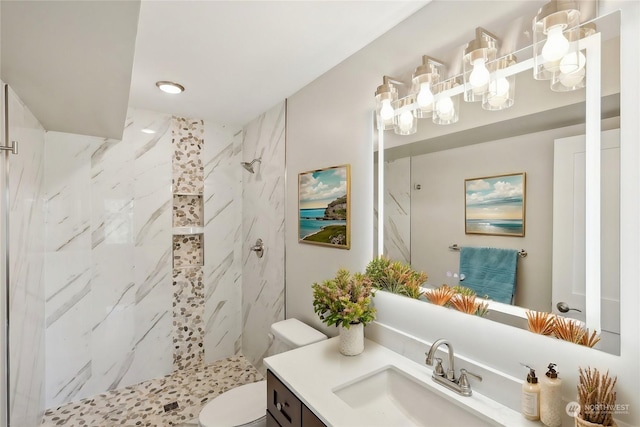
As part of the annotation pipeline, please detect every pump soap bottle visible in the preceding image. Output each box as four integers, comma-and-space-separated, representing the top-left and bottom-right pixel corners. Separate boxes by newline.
521, 365, 540, 421
540, 363, 562, 427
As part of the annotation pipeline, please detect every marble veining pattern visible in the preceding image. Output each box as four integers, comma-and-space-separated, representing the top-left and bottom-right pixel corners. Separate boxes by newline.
384, 158, 411, 263
41, 356, 262, 426
7, 85, 47, 426
203, 125, 243, 363
44, 108, 173, 407
241, 101, 286, 373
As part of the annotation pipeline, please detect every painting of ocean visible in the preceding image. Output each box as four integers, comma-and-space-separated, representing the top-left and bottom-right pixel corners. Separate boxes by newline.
299, 208, 346, 239
465, 173, 525, 236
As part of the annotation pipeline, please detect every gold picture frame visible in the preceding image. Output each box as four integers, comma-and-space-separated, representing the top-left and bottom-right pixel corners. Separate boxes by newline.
298, 164, 350, 249
465, 172, 526, 237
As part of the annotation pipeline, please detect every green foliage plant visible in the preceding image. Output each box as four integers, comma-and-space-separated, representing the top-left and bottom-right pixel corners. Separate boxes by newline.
365, 256, 428, 299
312, 268, 376, 329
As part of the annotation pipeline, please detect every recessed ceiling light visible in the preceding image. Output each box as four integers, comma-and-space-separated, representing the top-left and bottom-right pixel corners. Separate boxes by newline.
156, 81, 185, 94
141, 128, 156, 134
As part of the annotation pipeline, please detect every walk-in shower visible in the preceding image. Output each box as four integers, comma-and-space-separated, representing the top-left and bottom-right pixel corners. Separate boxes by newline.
241, 158, 261, 173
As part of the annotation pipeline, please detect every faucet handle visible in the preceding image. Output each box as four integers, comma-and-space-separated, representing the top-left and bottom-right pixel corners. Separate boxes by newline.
433, 358, 445, 377
458, 368, 483, 394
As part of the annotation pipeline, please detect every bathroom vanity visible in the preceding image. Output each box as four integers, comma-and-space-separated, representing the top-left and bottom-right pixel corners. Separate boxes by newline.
264, 337, 540, 427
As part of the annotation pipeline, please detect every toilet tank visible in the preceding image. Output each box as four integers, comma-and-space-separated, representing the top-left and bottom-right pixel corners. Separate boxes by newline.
269, 319, 327, 354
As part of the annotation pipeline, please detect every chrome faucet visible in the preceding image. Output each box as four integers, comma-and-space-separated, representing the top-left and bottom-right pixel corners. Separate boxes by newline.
425, 339, 482, 396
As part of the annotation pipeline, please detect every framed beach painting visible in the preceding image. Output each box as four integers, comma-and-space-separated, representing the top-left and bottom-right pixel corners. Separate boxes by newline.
465, 172, 526, 237
298, 164, 350, 249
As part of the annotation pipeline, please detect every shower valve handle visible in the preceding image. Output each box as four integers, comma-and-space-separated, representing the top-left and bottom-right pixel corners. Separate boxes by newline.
250, 238, 264, 258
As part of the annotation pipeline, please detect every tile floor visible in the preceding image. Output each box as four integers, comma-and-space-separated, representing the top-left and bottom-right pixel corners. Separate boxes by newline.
41, 355, 262, 426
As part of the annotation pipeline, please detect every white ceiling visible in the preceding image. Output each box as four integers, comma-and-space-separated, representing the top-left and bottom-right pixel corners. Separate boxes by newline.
129, 1, 429, 131
2, 1, 428, 138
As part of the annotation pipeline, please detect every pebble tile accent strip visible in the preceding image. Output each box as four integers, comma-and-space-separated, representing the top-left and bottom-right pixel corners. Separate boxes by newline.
173, 267, 205, 370
41, 355, 262, 426
172, 117, 204, 195
172, 235, 204, 268
173, 195, 203, 228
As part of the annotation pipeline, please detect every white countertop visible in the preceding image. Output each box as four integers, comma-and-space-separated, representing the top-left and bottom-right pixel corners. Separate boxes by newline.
264, 337, 542, 427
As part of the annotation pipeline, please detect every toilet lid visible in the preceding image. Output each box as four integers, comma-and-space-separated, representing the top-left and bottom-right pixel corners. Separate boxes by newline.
199, 380, 266, 427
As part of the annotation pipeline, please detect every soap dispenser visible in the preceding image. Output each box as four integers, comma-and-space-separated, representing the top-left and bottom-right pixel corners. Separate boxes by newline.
540, 363, 562, 427
521, 365, 540, 421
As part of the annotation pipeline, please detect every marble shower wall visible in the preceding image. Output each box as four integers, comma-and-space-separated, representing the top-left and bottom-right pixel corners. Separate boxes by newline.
242, 101, 286, 373
43, 108, 243, 408
202, 123, 243, 363
6, 85, 46, 427
44, 108, 174, 408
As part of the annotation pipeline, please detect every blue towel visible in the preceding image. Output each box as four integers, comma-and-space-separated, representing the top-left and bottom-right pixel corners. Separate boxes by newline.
458, 246, 518, 304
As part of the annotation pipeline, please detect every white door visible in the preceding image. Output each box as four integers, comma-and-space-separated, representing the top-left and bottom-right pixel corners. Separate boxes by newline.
552, 129, 620, 352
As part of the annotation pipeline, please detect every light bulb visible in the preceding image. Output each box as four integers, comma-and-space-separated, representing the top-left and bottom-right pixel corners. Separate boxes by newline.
417, 83, 434, 110
436, 96, 455, 121
559, 51, 586, 74
487, 77, 510, 107
380, 99, 394, 121
469, 58, 490, 90
560, 67, 586, 88
542, 25, 570, 62
398, 110, 414, 131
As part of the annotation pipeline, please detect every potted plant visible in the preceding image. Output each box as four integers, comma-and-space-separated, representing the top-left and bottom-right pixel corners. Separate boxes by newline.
575, 367, 618, 427
312, 268, 376, 356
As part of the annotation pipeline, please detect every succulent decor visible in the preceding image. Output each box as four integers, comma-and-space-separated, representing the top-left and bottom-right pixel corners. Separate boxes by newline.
312, 268, 376, 329
525, 310, 601, 348
365, 256, 427, 299
577, 367, 618, 426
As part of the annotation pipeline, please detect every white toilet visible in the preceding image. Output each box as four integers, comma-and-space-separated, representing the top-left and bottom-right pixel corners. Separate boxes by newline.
198, 318, 327, 427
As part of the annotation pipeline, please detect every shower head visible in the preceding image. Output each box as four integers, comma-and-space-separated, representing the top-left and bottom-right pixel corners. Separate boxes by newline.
241, 158, 261, 174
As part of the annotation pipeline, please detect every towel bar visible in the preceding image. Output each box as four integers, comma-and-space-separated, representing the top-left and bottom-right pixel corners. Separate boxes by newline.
448, 244, 527, 258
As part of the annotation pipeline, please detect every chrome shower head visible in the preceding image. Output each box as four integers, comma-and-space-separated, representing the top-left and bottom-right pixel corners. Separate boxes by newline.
241, 158, 261, 173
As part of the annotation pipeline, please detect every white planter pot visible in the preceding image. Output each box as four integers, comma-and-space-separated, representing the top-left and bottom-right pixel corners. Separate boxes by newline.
339, 322, 364, 356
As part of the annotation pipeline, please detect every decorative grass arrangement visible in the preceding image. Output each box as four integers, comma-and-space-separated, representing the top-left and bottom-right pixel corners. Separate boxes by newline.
577, 367, 618, 426
553, 316, 586, 343
581, 329, 602, 348
449, 293, 489, 317
526, 310, 556, 335
365, 256, 427, 299
553, 316, 602, 348
424, 285, 456, 306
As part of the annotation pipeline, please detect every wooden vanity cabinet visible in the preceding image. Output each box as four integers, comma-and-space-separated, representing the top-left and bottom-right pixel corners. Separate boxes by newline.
266, 370, 326, 427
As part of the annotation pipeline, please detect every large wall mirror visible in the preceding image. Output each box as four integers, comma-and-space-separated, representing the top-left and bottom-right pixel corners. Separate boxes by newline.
374, 10, 620, 355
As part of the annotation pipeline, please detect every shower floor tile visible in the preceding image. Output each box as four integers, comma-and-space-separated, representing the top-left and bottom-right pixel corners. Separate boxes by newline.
41, 355, 262, 427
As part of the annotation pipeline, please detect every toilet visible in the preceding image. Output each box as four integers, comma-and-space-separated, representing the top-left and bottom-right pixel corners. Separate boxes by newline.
199, 318, 327, 427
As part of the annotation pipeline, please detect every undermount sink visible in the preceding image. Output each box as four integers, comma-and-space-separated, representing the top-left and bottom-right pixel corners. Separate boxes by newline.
333, 365, 502, 427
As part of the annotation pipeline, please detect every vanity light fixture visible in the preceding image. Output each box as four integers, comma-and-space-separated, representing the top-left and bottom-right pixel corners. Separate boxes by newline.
463, 27, 499, 102
411, 56, 445, 119
482, 54, 517, 111
155, 81, 185, 94
393, 96, 418, 135
550, 23, 595, 92
375, 76, 401, 130
433, 78, 460, 125
532, 0, 581, 80
141, 128, 156, 134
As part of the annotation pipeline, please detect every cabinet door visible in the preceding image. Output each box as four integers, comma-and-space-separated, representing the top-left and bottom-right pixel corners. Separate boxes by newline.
267, 409, 281, 427
267, 370, 302, 427
302, 405, 326, 427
